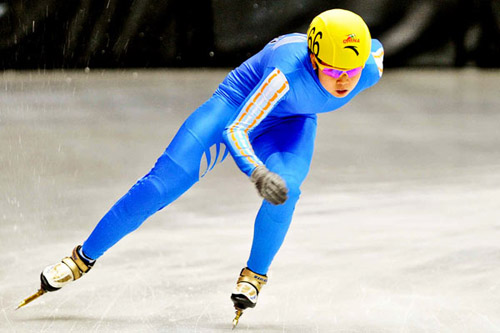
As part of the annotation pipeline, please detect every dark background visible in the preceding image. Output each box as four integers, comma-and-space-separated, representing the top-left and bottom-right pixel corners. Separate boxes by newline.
0, 0, 499, 70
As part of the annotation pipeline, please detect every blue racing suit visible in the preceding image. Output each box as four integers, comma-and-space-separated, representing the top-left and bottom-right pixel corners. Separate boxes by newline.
82, 33, 384, 275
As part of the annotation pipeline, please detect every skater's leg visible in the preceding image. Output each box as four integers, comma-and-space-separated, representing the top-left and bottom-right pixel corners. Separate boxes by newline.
82, 96, 235, 259
247, 115, 317, 275
30, 96, 236, 304
230, 115, 317, 316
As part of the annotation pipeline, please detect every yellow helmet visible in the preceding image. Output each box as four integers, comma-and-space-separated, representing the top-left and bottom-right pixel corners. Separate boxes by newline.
307, 9, 371, 70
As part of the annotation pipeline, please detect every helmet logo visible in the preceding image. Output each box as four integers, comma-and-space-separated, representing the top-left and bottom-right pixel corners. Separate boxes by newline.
343, 34, 360, 44
344, 46, 359, 56
307, 27, 322, 56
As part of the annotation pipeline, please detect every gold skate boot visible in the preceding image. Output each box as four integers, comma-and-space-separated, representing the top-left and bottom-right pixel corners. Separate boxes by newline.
17, 245, 94, 309
230, 267, 267, 329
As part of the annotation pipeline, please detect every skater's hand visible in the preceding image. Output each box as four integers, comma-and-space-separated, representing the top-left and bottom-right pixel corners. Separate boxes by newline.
251, 165, 288, 205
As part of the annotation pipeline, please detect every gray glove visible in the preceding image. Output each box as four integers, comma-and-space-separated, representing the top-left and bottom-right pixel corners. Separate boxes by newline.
250, 165, 288, 205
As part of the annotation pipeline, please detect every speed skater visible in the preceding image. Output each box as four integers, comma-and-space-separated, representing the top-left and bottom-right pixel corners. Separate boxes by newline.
19, 8, 384, 328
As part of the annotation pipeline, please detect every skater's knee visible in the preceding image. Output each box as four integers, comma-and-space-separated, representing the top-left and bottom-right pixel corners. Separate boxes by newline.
281, 174, 302, 201
123, 174, 171, 218
265, 152, 310, 191
258, 173, 302, 223
143, 174, 170, 199
150, 152, 199, 186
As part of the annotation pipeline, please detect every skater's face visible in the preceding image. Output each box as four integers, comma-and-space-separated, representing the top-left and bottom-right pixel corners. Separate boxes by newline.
310, 54, 362, 98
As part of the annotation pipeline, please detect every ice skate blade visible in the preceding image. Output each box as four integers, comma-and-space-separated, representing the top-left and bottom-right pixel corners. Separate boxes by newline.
232, 308, 243, 329
16, 289, 46, 310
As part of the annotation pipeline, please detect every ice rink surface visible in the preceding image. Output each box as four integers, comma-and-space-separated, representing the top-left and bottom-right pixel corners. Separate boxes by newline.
1, 68, 500, 332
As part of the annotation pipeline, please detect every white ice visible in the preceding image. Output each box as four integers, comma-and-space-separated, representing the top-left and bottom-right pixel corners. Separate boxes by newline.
1, 68, 500, 332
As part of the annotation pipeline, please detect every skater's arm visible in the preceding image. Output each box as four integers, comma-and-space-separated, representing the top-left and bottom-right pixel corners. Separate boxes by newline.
223, 67, 289, 176
372, 39, 384, 79
361, 39, 384, 88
